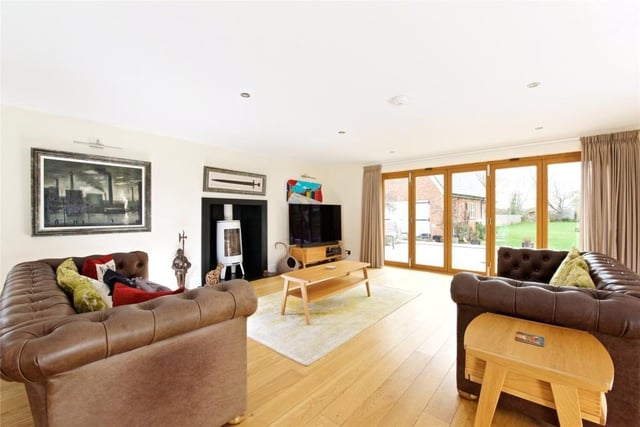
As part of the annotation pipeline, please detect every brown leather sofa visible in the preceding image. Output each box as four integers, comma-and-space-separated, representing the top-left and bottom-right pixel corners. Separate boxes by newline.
0, 251, 258, 427
450, 247, 640, 427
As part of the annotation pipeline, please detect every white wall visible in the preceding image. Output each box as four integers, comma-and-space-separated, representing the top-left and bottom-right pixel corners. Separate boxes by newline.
319, 164, 363, 258
0, 107, 364, 289
3, 107, 579, 290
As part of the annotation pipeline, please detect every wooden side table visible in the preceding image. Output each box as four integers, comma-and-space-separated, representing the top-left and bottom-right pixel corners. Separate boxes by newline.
464, 313, 614, 427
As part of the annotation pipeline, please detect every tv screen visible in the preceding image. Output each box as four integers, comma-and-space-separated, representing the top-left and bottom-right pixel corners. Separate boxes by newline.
289, 204, 342, 247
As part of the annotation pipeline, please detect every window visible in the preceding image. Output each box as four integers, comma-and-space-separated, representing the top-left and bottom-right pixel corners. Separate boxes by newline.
383, 175, 409, 265
383, 152, 580, 275
469, 202, 477, 220
546, 160, 580, 250
451, 169, 486, 272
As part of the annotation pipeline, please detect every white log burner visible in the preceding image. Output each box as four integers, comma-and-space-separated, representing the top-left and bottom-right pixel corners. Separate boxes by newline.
202, 197, 267, 282
216, 219, 245, 280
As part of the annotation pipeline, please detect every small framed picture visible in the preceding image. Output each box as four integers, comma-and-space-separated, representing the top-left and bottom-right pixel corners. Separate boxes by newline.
203, 166, 266, 196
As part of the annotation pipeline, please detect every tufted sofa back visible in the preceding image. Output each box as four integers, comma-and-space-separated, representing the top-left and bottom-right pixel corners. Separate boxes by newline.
497, 247, 568, 283
496, 246, 640, 296
0, 252, 149, 337
38, 251, 149, 280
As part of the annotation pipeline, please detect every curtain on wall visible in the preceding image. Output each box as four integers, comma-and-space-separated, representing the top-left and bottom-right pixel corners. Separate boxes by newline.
360, 165, 384, 268
581, 130, 640, 273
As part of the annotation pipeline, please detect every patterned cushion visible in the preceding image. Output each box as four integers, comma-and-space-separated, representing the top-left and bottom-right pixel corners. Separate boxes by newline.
56, 258, 109, 312
81, 255, 115, 280
549, 247, 596, 289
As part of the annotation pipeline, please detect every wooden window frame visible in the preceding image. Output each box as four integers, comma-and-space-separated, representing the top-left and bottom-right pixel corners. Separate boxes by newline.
383, 152, 580, 275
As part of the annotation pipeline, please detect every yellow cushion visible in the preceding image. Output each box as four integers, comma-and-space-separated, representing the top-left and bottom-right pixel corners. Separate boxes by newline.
56, 258, 108, 312
549, 247, 596, 289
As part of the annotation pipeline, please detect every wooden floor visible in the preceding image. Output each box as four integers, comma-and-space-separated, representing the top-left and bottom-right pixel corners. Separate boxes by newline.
0, 267, 548, 426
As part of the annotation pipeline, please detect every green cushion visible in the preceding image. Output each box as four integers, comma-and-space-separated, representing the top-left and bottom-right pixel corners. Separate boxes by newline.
56, 258, 108, 312
549, 247, 596, 289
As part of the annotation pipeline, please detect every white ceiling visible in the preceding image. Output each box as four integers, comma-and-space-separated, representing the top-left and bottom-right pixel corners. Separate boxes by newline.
2, 1, 639, 165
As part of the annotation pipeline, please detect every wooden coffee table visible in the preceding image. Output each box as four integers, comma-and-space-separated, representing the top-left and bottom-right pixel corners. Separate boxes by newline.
280, 260, 370, 325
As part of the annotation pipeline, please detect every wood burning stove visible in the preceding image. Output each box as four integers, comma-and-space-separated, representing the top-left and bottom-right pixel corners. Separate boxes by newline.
201, 197, 267, 282
216, 219, 245, 280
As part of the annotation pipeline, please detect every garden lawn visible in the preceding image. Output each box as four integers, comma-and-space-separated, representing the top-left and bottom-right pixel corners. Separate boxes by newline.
496, 221, 578, 250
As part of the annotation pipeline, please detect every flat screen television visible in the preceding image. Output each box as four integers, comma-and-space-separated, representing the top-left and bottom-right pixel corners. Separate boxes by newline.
289, 204, 342, 247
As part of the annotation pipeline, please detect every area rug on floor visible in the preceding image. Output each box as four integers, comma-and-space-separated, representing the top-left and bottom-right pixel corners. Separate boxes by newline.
247, 285, 419, 366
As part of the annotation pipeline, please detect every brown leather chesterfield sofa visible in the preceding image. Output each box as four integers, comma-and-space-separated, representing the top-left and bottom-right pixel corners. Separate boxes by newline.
0, 251, 258, 427
451, 247, 640, 427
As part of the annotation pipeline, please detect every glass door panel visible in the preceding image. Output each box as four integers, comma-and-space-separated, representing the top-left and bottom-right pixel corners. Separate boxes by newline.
384, 177, 409, 264
494, 165, 537, 249
414, 174, 444, 268
547, 162, 580, 250
451, 170, 487, 271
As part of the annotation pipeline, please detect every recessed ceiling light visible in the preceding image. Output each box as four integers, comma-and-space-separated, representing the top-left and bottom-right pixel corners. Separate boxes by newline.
388, 95, 409, 106
338, 130, 346, 135
534, 126, 544, 130
240, 92, 251, 98
527, 82, 541, 88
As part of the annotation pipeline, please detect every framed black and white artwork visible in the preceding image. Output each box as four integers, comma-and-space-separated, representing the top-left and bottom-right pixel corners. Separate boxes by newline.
31, 148, 152, 236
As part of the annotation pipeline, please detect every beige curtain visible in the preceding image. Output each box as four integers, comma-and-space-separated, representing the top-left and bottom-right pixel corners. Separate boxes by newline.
581, 130, 640, 273
360, 164, 384, 267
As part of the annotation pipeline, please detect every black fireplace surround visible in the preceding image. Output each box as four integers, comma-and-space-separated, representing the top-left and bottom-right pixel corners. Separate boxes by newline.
201, 198, 268, 282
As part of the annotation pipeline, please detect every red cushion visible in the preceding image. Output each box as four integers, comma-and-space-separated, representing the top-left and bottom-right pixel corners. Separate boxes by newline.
81, 255, 114, 279
112, 283, 185, 306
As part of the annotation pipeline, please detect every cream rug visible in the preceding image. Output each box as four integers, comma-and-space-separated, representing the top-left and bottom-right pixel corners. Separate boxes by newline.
247, 285, 419, 366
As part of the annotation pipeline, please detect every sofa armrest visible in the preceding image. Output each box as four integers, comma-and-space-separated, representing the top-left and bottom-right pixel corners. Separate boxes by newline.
450, 272, 640, 339
583, 252, 640, 295
0, 282, 257, 382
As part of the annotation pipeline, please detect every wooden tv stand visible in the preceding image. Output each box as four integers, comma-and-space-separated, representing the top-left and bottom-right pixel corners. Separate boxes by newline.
290, 243, 344, 268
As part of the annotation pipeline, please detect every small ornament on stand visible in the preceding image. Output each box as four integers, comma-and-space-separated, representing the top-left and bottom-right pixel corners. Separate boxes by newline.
172, 230, 191, 288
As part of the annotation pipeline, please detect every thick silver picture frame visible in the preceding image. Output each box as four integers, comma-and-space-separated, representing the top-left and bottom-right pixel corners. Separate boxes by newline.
31, 148, 152, 236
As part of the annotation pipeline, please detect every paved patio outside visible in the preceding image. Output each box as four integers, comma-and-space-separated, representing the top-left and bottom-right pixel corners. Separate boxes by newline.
385, 240, 487, 272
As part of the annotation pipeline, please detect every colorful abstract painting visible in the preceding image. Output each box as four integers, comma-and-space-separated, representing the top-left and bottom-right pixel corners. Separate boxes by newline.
286, 179, 323, 204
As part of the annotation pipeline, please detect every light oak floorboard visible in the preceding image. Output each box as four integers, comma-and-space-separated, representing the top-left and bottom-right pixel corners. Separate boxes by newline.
1, 267, 550, 426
